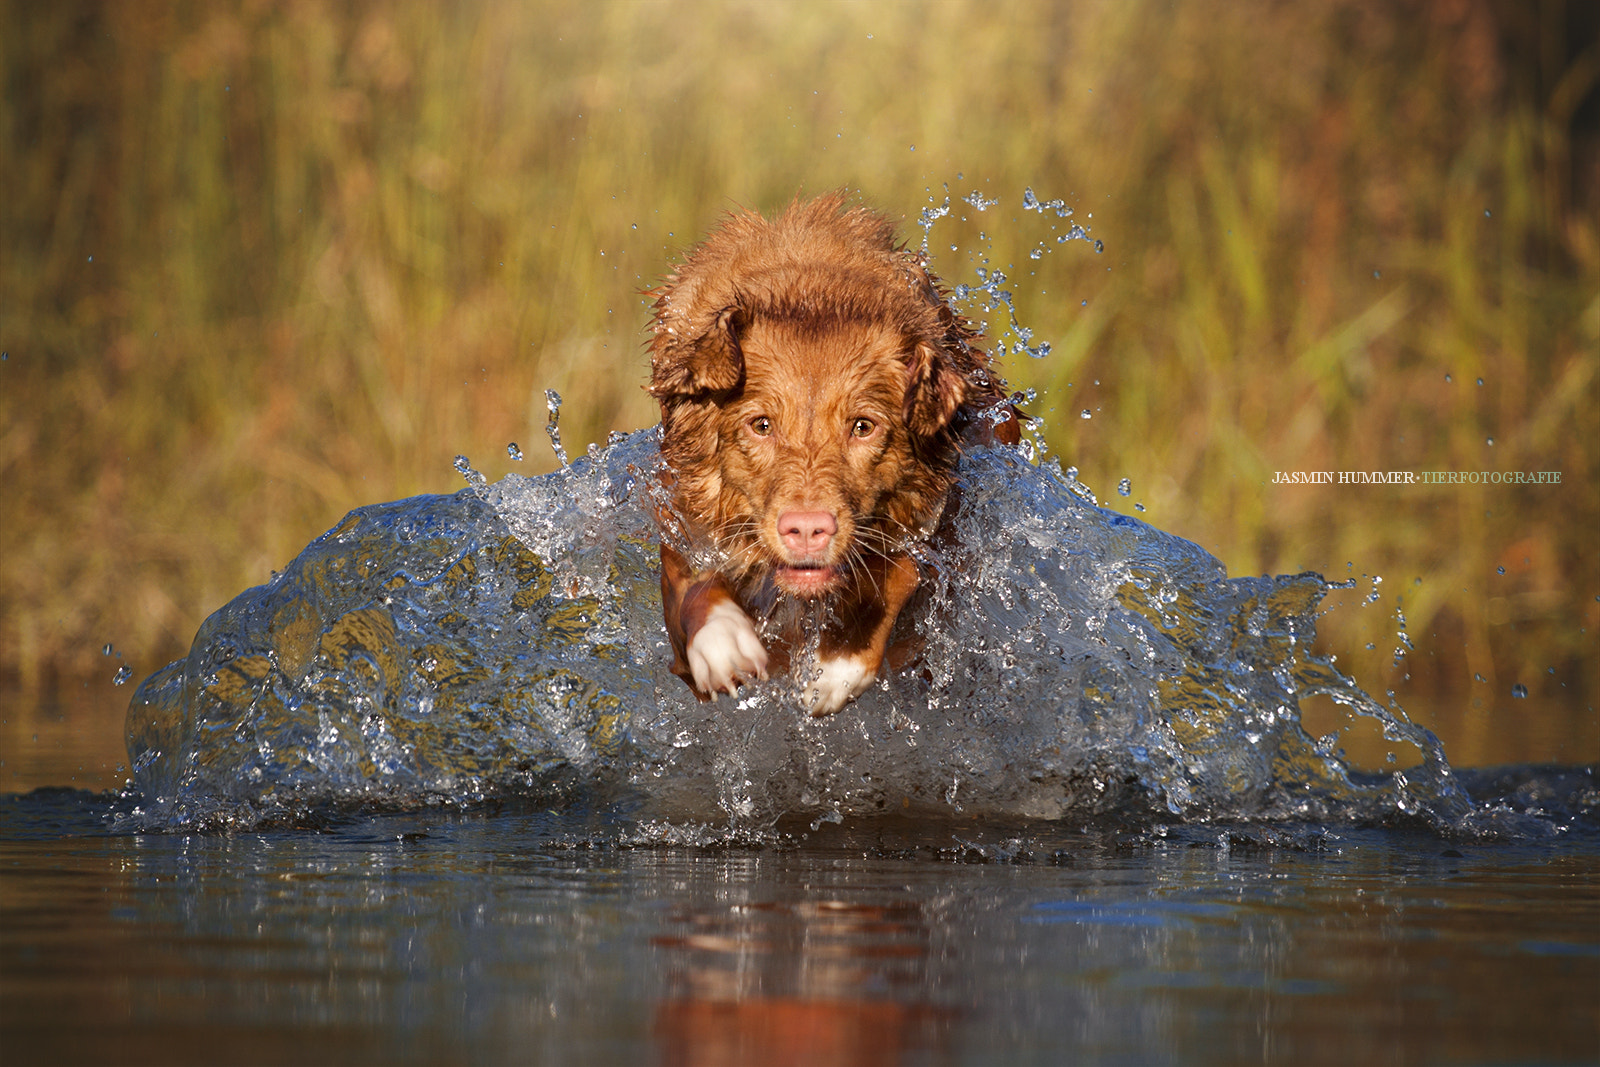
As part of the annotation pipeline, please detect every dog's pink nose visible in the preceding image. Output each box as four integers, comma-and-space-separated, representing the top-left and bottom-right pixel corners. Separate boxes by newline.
777, 511, 837, 557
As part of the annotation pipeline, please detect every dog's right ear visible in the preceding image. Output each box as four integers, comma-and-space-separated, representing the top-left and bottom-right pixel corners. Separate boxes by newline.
650, 306, 744, 399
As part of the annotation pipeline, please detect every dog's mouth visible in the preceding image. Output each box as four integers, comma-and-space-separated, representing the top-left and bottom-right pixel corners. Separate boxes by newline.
774, 562, 838, 597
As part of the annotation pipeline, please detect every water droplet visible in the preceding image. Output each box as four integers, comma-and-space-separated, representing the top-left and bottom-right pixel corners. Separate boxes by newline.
1134, 502, 1145, 512
102, 643, 114, 656
1496, 566, 1505, 575
1029, 247, 1043, 260
545, 388, 569, 467
1117, 477, 1131, 497
112, 665, 133, 686
1093, 239, 1104, 253
1511, 683, 1528, 699
1372, 270, 1381, 279
1484, 208, 1492, 217
453, 455, 486, 488
1476, 377, 1484, 386
507, 442, 524, 461
1486, 437, 1494, 446
1444, 373, 1453, 382
1473, 673, 1485, 683
1079, 409, 1092, 420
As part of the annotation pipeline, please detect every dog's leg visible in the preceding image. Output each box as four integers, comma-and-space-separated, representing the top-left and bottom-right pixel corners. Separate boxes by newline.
801, 552, 921, 716
660, 543, 768, 700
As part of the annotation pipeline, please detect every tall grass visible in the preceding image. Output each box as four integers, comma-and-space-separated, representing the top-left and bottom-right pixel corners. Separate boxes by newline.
3, 0, 1595, 764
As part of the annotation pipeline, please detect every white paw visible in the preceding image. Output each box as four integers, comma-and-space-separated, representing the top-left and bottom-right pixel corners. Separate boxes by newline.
800, 654, 877, 717
687, 600, 769, 698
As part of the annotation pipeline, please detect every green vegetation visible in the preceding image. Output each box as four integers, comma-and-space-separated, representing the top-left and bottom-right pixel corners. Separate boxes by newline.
3, 1, 1595, 764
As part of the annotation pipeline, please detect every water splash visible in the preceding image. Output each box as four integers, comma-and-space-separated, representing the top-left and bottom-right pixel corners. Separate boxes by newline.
115, 188, 1509, 838
917, 184, 1094, 361
124, 430, 1476, 835
545, 389, 569, 467
916, 195, 952, 248
453, 455, 486, 490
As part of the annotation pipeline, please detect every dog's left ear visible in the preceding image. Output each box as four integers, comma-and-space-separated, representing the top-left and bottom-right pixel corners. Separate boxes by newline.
904, 341, 968, 438
650, 306, 745, 399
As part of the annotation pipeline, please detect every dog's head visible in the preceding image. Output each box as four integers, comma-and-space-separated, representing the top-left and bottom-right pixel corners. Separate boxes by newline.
649, 194, 1008, 597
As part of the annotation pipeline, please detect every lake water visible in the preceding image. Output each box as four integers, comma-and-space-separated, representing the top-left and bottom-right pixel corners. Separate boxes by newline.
3, 783, 1597, 1065
3, 431, 1596, 1064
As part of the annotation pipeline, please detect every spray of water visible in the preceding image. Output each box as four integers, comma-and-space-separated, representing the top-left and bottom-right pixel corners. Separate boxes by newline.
123, 427, 1480, 835
120, 187, 1500, 838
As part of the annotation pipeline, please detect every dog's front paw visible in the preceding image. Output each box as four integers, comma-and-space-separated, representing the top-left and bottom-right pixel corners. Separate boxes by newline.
800, 653, 877, 717
686, 600, 769, 698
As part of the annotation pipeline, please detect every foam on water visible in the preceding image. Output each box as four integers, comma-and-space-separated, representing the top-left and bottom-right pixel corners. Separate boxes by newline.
123, 428, 1497, 836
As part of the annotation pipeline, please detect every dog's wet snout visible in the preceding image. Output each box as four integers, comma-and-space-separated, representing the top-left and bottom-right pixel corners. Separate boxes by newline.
777, 510, 837, 559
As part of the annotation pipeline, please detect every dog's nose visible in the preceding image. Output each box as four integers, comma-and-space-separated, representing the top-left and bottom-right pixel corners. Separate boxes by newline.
777, 511, 837, 557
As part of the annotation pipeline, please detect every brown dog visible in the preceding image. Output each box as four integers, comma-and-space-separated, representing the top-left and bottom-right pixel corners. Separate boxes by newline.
648, 194, 1018, 715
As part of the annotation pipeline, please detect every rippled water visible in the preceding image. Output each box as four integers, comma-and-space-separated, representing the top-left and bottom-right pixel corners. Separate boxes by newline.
6, 425, 1598, 1064
2, 780, 1597, 1066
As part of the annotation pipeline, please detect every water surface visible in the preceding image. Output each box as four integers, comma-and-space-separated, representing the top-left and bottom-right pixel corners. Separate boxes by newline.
3, 783, 1596, 1066
5, 429, 1596, 1065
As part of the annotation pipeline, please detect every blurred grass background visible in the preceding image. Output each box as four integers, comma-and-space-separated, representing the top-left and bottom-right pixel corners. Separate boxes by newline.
2, 0, 1596, 769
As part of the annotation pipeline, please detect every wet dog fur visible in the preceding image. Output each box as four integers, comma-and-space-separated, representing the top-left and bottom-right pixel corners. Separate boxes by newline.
648, 194, 1018, 715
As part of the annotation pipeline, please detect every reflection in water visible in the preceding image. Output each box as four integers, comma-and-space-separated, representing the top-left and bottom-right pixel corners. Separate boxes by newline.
1, 800, 1596, 1066
653, 898, 950, 1066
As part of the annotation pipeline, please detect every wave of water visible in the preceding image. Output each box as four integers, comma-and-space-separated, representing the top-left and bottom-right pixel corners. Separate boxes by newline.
120, 429, 1549, 837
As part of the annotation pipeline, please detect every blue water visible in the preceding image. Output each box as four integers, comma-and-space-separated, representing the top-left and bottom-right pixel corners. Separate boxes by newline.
2, 776, 1597, 1066
4, 431, 1597, 1063
115, 429, 1530, 839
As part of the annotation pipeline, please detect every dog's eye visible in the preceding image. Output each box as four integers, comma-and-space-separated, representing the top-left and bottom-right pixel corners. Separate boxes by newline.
851, 418, 876, 438
749, 416, 772, 437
